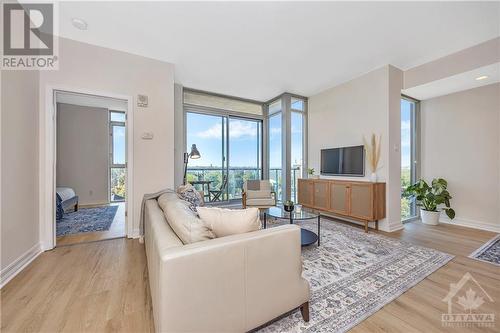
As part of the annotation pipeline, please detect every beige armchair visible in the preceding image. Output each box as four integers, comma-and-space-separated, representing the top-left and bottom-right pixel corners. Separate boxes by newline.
242, 180, 276, 209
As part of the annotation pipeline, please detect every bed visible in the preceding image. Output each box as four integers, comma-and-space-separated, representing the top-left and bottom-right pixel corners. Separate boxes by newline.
56, 187, 79, 220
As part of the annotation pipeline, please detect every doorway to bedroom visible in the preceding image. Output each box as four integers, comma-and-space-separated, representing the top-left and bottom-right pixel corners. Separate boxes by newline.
55, 91, 128, 246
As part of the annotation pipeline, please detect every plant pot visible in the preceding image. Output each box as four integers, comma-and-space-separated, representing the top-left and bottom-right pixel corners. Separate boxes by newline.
284, 204, 294, 212
420, 209, 440, 225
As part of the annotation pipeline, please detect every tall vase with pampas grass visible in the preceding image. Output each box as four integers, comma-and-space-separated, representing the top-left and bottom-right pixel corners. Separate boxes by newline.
363, 134, 381, 182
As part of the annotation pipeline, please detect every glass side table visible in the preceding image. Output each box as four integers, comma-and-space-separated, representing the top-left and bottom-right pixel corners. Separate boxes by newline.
263, 206, 320, 247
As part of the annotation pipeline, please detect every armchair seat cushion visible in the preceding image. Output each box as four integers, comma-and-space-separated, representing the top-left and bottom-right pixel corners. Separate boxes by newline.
246, 189, 272, 199
246, 198, 275, 206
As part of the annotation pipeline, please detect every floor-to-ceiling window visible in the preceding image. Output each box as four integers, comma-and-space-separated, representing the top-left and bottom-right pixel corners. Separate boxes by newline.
266, 94, 307, 203
184, 90, 263, 202
268, 99, 282, 201
228, 117, 262, 199
290, 98, 305, 202
185, 112, 226, 201
401, 96, 419, 220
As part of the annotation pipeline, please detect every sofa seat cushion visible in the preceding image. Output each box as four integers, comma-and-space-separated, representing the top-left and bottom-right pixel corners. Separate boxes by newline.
197, 207, 261, 238
246, 198, 275, 206
158, 192, 215, 244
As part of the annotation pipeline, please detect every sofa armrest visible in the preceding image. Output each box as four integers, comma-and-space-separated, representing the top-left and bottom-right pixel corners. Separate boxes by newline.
156, 225, 310, 332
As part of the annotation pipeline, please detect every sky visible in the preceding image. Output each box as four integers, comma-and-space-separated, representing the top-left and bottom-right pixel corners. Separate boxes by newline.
401, 99, 412, 169
112, 125, 126, 165
186, 112, 304, 169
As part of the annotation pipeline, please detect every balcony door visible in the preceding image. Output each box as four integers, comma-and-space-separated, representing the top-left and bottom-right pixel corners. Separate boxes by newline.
228, 117, 262, 199
185, 112, 262, 202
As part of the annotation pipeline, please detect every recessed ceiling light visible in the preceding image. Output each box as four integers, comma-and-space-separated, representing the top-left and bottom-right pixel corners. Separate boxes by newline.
71, 18, 88, 30
475, 75, 488, 81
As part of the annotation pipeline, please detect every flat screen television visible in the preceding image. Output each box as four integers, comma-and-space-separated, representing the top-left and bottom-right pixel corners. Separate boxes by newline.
321, 145, 365, 176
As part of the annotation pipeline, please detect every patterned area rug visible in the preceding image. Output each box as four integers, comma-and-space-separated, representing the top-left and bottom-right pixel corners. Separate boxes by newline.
469, 234, 500, 266
56, 205, 118, 237
258, 218, 453, 333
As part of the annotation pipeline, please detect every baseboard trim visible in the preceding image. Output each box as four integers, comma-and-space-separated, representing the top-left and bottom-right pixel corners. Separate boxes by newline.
130, 228, 140, 239
1, 242, 42, 288
439, 217, 500, 233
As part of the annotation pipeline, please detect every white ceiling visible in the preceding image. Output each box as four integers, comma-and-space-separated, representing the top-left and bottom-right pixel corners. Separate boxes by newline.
57, 1, 500, 101
402, 62, 500, 100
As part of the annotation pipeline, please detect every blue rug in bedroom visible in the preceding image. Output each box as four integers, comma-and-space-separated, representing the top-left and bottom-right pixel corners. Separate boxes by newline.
56, 205, 118, 237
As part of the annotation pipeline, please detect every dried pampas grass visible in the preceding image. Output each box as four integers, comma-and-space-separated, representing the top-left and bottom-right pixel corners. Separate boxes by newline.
363, 134, 381, 173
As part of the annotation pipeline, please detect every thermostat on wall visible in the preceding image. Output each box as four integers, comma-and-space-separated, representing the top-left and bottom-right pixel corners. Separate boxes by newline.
137, 94, 148, 107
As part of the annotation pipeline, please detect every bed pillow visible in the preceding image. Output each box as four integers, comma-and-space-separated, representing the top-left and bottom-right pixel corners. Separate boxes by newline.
197, 207, 261, 238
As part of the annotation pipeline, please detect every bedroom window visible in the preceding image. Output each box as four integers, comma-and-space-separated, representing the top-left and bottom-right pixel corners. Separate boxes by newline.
110, 111, 126, 202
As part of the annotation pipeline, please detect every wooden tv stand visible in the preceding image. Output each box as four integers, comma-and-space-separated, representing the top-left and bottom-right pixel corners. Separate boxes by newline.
297, 179, 386, 232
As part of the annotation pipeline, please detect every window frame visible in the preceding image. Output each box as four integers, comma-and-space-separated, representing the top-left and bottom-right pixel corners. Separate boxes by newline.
401, 95, 420, 222
183, 90, 265, 203
109, 110, 126, 202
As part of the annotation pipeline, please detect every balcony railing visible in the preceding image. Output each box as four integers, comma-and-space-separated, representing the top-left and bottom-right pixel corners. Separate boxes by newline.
187, 166, 301, 202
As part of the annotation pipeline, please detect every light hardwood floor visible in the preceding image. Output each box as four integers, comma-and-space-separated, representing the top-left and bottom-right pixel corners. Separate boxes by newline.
1, 220, 499, 332
56, 203, 126, 246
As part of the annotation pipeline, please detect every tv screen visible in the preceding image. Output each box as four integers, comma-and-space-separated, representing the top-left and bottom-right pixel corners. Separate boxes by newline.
321, 145, 365, 176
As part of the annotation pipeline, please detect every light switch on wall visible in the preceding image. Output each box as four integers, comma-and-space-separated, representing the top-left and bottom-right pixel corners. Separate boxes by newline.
142, 132, 154, 140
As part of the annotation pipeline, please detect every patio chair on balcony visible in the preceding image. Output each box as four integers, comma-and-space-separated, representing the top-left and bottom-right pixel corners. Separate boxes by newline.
209, 175, 228, 202
242, 180, 276, 209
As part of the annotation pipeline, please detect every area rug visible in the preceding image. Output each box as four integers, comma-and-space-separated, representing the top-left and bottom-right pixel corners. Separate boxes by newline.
56, 205, 118, 237
469, 234, 500, 266
258, 218, 453, 333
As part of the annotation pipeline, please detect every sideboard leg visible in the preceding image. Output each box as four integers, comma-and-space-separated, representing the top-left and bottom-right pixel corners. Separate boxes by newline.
364, 221, 368, 233
376, 220, 379, 231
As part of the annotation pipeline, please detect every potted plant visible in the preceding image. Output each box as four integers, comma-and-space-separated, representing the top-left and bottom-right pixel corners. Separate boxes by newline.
403, 178, 455, 225
284, 200, 294, 212
307, 168, 318, 179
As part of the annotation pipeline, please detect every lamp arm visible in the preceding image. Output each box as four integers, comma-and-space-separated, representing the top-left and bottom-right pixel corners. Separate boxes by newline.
183, 152, 189, 185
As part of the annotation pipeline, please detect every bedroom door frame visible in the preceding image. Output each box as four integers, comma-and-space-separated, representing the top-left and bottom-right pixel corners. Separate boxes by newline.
40, 86, 134, 251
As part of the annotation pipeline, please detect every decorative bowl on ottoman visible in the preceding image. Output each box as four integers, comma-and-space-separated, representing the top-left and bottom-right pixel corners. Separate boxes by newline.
284, 200, 295, 212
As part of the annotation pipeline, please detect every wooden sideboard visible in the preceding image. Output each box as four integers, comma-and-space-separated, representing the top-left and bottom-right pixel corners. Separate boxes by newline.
297, 178, 386, 232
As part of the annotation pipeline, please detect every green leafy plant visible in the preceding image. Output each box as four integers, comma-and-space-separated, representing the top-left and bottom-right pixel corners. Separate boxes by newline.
284, 200, 294, 206
307, 168, 315, 175
403, 178, 455, 219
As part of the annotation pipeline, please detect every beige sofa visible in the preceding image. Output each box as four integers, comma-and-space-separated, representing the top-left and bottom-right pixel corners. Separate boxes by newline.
144, 192, 310, 332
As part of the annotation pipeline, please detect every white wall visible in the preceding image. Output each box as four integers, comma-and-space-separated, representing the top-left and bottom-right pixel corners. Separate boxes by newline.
39, 37, 175, 242
56, 103, 109, 206
421, 83, 500, 232
308, 65, 403, 232
1, 70, 41, 284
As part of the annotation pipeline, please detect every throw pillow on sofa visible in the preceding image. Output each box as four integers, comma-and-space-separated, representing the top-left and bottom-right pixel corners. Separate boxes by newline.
158, 192, 215, 244
176, 183, 204, 212
197, 207, 261, 238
